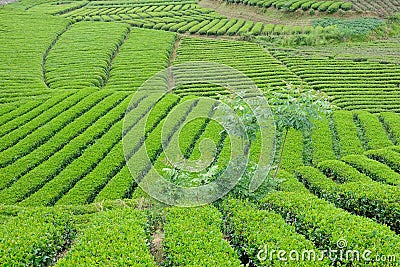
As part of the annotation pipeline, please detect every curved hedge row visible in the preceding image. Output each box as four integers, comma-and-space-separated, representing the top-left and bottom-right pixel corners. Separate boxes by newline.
263, 187, 400, 266
163, 206, 241, 266
224, 0, 352, 13
342, 154, 400, 186
0, 209, 76, 266
55, 209, 156, 266
297, 166, 400, 234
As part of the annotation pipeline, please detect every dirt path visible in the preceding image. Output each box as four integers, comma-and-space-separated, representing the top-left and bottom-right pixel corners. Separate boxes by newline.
167, 37, 181, 93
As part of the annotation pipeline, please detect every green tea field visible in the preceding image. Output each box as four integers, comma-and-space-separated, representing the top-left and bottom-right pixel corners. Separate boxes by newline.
0, 0, 400, 266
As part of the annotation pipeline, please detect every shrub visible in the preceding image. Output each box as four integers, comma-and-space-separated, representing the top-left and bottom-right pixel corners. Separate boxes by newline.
296, 166, 400, 234
0, 209, 76, 266
342, 154, 400, 186
340, 2, 352, 11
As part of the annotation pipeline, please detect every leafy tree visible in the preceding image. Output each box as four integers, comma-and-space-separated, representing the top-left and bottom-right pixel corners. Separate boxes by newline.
269, 83, 334, 177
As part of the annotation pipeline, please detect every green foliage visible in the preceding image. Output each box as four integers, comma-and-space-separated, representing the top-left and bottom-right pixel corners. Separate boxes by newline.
311, 116, 337, 164
0, 91, 89, 160
313, 18, 384, 37
317, 159, 370, 183
224, 0, 351, 12
104, 28, 176, 91
0, 209, 76, 266
46, 21, 130, 90
220, 92, 260, 142
276, 169, 310, 193
0, 9, 69, 102
279, 128, 304, 171
342, 154, 400, 186
262, 191, 400, 265
340, 2, 352, 10
365, 148, 400, 173
296, 166, 400, 233
269, 84, 333, 132
353, 111, 393, 150
380, 112, 400, 145
163, 206, 241, 266
332, 111, 364, 157
220, 198, 323, 266
269, 84, 332, 176
56, 209, 156, 266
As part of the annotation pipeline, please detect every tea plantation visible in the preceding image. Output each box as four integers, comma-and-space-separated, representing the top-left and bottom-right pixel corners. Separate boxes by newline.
1, 0, 400, 265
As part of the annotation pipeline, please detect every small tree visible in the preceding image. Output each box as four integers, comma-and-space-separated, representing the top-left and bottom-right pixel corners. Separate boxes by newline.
269, 83, 334, 178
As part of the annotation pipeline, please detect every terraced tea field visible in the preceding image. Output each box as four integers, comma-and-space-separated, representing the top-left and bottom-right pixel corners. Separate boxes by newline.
1, 0, 400, 266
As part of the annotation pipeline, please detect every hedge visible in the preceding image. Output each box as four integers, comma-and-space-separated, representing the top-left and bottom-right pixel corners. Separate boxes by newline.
342, 154, 400, 186
365, 148, 400, 173
56, 209, 156, 266
0, 209, 76, 266
332, 111, 364, 157
262, 191, 400, 266
296, 166, 400, 234
221, 198, 325, 266
163, 206, 241, 266
354, 111, 393, 149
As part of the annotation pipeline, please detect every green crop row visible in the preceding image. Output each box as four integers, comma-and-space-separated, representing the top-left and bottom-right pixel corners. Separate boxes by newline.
225, 0, 351, 13
317, 159, 371, 183
152, 101, 218, 186
365, 148, 400, 173
280, 128, 304, 172
94, 165, 133, 201
380, 112, 400, 145
0, 10, 69, 100
353, 110, 393, 150
220, 198, 324, 266
0, 93, 130, 205
46, 94, 177, 206
104, 28, 176, 91
56, 208, 156, 266
163, 206, 241, 266
0, 93, 69, 137
0, 90, 99, 170
46, 21, 130, 90
127, 99, 201, 201
26, 1, 89, 15
96, 96, 182, 201
0, 92, 128, 195
174, 37, 303, 95
62, 4, 315, 37
143, 99, 197, 163
58, 95, 182, 205
296, 166, 400, 234
342, 154, 400, 186
0, 209, 76, 266
262, 173, 400, 266
271, 48, 400, 112
0, 103, 19, 119
311, 116, 337, 164
332, 111, 364, 156
154, 99, 214, 157
0, 101, 42, 126
21, 119, 123, 207
0, 95, 128, 206
56, 140, 125, 206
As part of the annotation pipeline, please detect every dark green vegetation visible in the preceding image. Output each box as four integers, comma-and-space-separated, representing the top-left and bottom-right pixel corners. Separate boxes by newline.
1, 0, 400, 266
